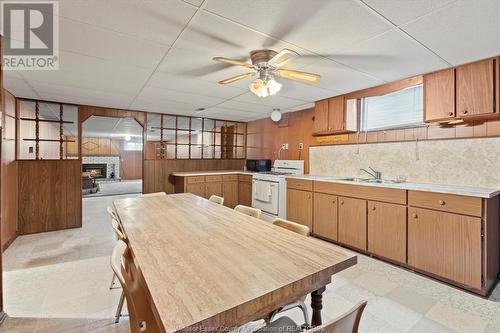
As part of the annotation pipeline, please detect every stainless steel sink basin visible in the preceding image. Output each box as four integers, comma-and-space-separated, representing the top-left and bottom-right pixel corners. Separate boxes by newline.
338, 177, 397, 184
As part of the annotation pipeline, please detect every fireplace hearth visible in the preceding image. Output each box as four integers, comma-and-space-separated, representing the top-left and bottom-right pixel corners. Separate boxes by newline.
82, 163, 107, 179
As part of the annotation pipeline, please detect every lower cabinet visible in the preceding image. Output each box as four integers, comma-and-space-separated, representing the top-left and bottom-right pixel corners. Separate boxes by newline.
238, 179, 252, 206
338, 197, 367, 250
367, 201, 406, 263
313, 193, 338, 240
186, 183, 205, 197
408, 207, 482, 290
205, 181, 222, 199
222, 180, 239, 208
287, 188, 313, 229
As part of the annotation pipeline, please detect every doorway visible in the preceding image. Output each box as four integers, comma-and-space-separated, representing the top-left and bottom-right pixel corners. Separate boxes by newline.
80, 116, 143, 197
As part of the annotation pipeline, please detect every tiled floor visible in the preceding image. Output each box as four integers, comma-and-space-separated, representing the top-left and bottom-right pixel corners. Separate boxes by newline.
2, 194, 500, 332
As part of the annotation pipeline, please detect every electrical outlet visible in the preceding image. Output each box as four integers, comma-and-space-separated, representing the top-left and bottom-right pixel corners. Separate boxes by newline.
298, 143, 304, 149
281, 143, 289, 149
284, 143, 289, 149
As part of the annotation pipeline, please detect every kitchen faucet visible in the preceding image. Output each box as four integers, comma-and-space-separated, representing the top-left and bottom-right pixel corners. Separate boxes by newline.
360, 166, 381, 180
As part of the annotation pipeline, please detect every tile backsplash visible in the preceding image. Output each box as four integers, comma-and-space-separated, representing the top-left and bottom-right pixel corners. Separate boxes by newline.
310, 137, 500, 188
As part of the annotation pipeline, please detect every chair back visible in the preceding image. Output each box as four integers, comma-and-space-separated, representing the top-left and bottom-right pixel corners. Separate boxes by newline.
234, 205, 262, 219
107, 206, 117, 220
307, 301, 367, 333
209, 195, 224, 205
112, 240, 162, 333
272, 218, 310, 236
112, 218, 125, 240
141, 192, 166, 197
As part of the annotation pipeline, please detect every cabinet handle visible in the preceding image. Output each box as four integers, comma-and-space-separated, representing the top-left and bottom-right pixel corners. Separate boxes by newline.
332, 200, 336, 204
412, 213, 418, 219
371, 206, 376, 211
448, 111, 454, 116
438, 200, 445, 205
340, 201, 344, 205
462, 109, 468, 115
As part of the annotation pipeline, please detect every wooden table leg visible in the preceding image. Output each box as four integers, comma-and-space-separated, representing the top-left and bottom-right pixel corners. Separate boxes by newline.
311, 286, 326, 327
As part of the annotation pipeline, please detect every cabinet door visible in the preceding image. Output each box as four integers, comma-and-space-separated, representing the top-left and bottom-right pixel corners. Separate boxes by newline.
238, 181, 252, 206
222, 181, 239, 208
368, 201, 406, 263
186, 183, 205, 197
456, 58, 495, 117
313, 99, 329, 134
328, 96, 345, 132
424, 68, 455, 121
408, 207, 482, 289
205, 182, 222, 199
287, 189, 312, 229
313, 193, 338, 240
338, 197, 366, 250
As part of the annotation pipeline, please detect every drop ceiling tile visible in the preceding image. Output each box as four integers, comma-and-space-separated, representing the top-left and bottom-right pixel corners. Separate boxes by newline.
130, 97, 206, 116
19, 51, 151, 95
3, 76, 38, 98
182, 0, 205, 7
233, 92, 308, 108
300, 59, 384, 94
138, 86, 225, 109
203, 107, 265, 121
332, 29, 449, 82
284, 102, 314, 113
57, 0, 196, 45
147, 71, 246, 99
279, 80, 339, 102
401, 0, 500, 65
204, 0, 393, 54
30, 81, 134, 109
215, 100, 276, 114
362, 0, 456, 26
58, 17, 168, 69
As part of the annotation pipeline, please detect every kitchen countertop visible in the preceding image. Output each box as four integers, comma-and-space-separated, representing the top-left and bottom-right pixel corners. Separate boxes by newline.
286, 174, 500, 198
171, 170, 253, 177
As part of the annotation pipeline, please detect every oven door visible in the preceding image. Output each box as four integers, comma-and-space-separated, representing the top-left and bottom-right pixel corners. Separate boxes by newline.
252, 179, 279, 215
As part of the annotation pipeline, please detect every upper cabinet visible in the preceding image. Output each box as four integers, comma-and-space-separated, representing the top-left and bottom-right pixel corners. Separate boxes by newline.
424, 57, 499, 123
313, 95, 357, 136
456, 58, 496, 118
424, 68, 455, 122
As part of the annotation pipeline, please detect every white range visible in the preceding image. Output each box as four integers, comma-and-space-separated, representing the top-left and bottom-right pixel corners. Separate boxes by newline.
251, 160, 305, 219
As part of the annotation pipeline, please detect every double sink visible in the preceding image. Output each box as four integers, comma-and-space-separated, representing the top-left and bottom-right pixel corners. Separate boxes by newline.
338, 177, 398, 184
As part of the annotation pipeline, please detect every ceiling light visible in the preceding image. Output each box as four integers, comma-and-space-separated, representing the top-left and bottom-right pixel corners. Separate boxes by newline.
249, 77, 282, 98
124, 135, 131, 141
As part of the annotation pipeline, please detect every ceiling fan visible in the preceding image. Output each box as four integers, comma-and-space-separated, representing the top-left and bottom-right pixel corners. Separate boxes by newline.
213, 49, 320, 98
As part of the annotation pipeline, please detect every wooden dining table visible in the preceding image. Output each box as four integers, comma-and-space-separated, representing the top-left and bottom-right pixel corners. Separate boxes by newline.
114, 193, 357, 333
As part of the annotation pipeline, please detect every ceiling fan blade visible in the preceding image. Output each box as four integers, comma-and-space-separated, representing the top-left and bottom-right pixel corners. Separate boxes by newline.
218, 72, 255, 84
213, 57, 253, 68
278, 69, 320, 84
268, 48, 299, 67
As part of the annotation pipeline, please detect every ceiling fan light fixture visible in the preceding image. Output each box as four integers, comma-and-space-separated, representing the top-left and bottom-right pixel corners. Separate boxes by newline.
249, 77, 282, 98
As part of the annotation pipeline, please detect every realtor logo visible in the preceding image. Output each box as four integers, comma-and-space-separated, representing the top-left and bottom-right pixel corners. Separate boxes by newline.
1, 1, 59, 70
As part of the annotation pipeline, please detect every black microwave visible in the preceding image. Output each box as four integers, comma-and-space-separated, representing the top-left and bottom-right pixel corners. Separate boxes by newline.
246, 159, 271, 172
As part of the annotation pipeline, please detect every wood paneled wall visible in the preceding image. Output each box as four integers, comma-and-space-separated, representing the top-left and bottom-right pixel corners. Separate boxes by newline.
120, 151, 142, 180
143, 159, 245, 194
18, 160, 81, 234
246, 109, 500, 174
1, 90, 18, 250
247, 109, 315, 173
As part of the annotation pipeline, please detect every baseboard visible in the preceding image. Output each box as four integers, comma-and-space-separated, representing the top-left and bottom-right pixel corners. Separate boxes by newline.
2, 231, 18, 252
0, 311, 7, 326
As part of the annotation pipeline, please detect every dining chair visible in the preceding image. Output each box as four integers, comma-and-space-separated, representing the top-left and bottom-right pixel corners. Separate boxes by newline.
260, 301, 367, 333
110, 239, 127, 323
140, 192, 167, 197
111, 240, 162, 332
107, 206, 118, 220
272, 218, 310, 236
209, 195, 224, 205
267, 218, 310, 325
234, 205, 262, 219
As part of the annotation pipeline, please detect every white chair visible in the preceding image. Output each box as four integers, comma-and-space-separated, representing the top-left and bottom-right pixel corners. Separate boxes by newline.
111, 240, 162, 332
110, 240, 127, 323
140, 192, 166, 197
267, 218, 311, 325
107, 206, 118, 220
261, 301, 367, 333
234, 205, 262, 219
209, 195, 224, 205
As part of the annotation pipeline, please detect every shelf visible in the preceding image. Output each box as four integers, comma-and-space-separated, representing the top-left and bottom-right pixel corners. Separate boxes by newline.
23, 138, 76, 143
20, 117, 75, 124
